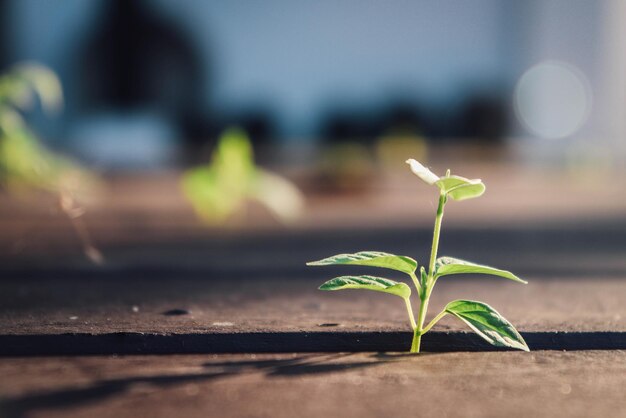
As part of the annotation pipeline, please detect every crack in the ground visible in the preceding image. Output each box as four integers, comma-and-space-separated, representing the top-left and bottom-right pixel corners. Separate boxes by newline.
0, 331, 624, 356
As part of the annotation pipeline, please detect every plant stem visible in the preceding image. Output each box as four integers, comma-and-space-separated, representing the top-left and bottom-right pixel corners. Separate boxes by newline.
409, 272, 422, 295
411, 193, 447, 353
410, 330, 421, 353
421, 309, 448, 334
427, 193, 446, 279
404, 297, 417, 330
410, 286, 430, 353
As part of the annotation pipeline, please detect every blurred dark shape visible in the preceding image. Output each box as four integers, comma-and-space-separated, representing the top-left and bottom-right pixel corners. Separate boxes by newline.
76, 0, 206, 146
229, 109, 277, 164
221, 108, 277, 153
322, 110, 380, 145
0, 0, 9, 69
375, 102, 429, 170
375, 134, 428, 170
321, 94, 509, 145
315, 141, 375, 193
317, 102, 431, 189
236, 110, 276, 146
459, 94, 509, 142
380, 102, 427, 137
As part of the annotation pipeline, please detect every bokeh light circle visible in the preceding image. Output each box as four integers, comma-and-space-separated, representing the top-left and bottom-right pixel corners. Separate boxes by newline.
514, 61, 592, 140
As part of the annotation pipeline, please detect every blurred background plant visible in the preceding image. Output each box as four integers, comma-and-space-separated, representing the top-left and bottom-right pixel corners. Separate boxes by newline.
181, 127, 304, 225
0, 62, 102, 262
0, 62, 98, 198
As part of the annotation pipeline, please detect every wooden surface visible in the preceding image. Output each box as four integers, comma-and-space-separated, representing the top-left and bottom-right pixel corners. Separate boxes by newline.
1, 275, 625, 336
1, 160, 626, 416
1, 159, 626, 257
2, 351, 626, 418
1, 209, 626, 332
1, 222, 626, 355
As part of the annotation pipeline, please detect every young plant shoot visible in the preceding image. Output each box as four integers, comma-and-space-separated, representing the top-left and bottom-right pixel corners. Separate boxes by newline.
307, 159, 529, 353
181, 127, 304, 224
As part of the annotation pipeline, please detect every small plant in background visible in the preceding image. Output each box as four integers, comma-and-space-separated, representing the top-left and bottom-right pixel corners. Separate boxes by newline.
182, 127, 304, 224
0, 63, 102, 263
0, 63, 96, 195
308, 159, 529, 353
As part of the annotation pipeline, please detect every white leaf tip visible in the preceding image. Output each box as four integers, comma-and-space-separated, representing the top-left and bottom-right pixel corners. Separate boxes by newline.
406, 159, 439, 185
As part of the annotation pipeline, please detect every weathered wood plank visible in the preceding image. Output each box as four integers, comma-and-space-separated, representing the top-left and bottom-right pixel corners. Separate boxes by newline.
1, 351, 625, 418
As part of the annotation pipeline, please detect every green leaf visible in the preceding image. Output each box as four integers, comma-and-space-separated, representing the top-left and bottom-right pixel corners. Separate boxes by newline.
307, 251, 417, 275
435, 175, 485, 201
447, 182, 485, 201
434, 176, 469, 192
444, 300, 529, 351
434, 257, 527, 284
319, 275, 411, 299
405, 159, 485, 201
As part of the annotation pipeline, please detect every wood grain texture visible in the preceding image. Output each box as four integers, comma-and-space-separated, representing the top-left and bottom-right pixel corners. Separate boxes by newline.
1, 351, 625, 418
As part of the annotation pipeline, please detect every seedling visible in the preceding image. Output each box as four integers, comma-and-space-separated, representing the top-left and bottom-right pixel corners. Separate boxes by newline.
182, 127, 304, 224
308, 159, 529, 353
0, 63, 98, 192
0, 63, 102, 264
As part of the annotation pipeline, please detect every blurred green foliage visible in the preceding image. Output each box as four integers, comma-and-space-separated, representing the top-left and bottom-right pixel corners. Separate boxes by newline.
0, 63, 96, 196
182, 127, 304, 224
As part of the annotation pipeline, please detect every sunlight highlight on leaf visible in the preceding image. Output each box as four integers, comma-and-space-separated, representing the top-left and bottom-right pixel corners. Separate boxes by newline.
308, 251, 417, 275
434, 257, 527, 284
445, 300, 529, 351
319, 275, 411, 299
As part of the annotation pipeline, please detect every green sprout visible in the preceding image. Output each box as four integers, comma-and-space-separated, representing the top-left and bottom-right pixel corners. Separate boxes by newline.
181, 127, 304, 224
0, 63, 102, 263
307, 159, 529, 353
0, 63, 97, 196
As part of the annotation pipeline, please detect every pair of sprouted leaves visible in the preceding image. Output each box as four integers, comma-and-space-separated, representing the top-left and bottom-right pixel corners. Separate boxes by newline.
308, 159, 529, 353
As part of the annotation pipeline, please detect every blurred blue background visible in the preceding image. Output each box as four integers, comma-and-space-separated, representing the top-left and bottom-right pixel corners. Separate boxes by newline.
1, 0, 623, 168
